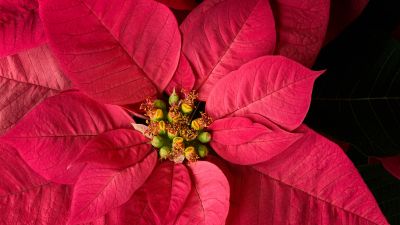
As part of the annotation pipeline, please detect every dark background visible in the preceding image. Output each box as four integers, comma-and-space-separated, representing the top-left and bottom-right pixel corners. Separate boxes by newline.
306, 0, 400, 224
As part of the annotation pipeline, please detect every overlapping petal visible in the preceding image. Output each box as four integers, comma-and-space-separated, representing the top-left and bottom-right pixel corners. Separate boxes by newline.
0, 142, 70, 224
3, 91, 132, 184
76, 129, 152, 168
227, 126, 388, 225
206, 56, 323, 130
0, 0, 46, 57
114, 162, 192, 225
209, 115, 302, 165
0, 44, 70, 135
180, 0, 276, 99
69, 152, 157, 224
174, 161, 230, 225
272, 0, 330, 67
39, 0, 181, 105
165, 53, 195, 94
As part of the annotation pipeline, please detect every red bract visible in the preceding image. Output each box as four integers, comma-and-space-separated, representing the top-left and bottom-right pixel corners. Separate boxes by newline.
0, 0, 46, 57
180, 0, 276, 99
205, 56, 323, 130
209, 115, 302, 165
325, 0, 369, 43
0, 0, 388, 224
39, 0, 181, 105
379, 156, 400, 180
0, 142, 70, 224
0, 44, 71, 135
228, 127, 388, 225
271, 0, 330, 67
156, 0, 198, 10
3, 91, 133, 184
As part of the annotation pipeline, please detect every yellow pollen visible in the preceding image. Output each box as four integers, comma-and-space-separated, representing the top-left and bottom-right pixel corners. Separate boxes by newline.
181, 103, 193, 114
191, 119, 202, 131
158, 121, 166, 135
154, 109, 164, 120
173, 137, 184, 145
184, 146, 198, 162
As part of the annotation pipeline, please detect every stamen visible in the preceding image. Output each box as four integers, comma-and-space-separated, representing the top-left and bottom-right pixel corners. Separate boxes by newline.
181, 89, 198, 107
200, 112, 213, 127
181, 127, 198, 141
140, 98, 155, 115
184, 146, 199, 162
181, 103, 193, 114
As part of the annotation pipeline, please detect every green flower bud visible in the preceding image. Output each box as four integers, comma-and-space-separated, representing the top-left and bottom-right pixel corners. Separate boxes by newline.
197, 145, 208, 158
159, 146, 170, 159
169, 89, 180, 105
151, 135, 165, 148
198, 131, 211, 143
151, 109, 164, 121
153, 99, 166, 110
181, 103, 193, 114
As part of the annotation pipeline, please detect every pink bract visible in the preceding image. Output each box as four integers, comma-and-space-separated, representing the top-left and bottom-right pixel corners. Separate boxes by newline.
0, 0, 388, 224
0, 0, 46, 57
0, 44, 71, 135
180, 0, 276, 100
205, 56, 323, 130
209, 115, 302, 165
40, 0, 181, 105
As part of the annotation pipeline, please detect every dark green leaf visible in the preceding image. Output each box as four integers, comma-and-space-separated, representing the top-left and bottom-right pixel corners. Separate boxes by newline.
307, 36, 400, 156
306, 0, 400, 157
358, 164, 400, 225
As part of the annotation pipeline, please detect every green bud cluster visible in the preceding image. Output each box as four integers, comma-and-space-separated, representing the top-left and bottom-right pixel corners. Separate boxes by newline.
169, 89, 180, 105
141, 89, 213, 163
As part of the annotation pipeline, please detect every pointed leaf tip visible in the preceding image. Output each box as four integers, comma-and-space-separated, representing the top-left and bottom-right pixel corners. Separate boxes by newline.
3, 92, 132, 184
180, 0, 276, 100
0, 45, 70, 135
39, 0, 181, 105
206, 56, 323, 130
242, 126, 389, 225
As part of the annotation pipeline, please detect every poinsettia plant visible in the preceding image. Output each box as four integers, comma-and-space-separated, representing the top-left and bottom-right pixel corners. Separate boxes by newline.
0, 0, 390, 224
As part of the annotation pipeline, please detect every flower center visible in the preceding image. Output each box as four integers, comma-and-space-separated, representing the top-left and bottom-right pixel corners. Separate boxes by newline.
138, 89, 213, 163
